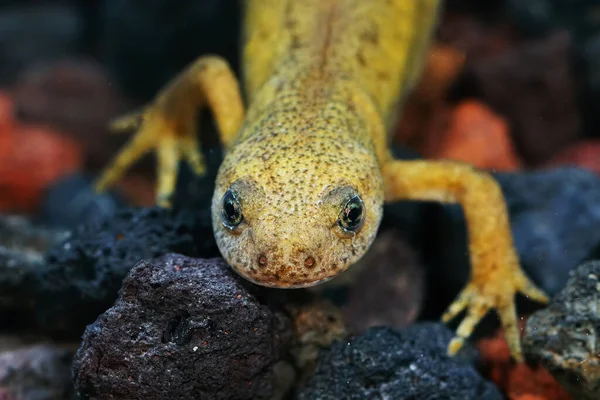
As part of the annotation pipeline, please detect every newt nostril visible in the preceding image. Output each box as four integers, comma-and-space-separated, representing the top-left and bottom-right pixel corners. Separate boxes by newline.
258, 254, 268, 267
304, 256, 316, 268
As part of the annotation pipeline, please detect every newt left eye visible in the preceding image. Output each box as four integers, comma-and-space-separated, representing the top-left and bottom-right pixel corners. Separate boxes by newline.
221, 189, 243, 229
338, 195, 365, 233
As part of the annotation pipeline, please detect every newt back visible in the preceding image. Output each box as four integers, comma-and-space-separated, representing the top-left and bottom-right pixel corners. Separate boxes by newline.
242, 0, 441, 129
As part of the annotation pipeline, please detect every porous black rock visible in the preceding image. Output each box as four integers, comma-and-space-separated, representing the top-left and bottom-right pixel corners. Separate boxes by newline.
298, 323, 502, 400
73, 254, 292, 400
38, 206, 218, 338
523, 260, 600, 400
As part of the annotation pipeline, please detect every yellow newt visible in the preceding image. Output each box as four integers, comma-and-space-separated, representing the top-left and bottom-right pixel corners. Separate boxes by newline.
95, 0, 548, 361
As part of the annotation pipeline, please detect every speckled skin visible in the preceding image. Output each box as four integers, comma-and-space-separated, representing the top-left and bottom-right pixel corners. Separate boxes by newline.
96, 0, 549, 361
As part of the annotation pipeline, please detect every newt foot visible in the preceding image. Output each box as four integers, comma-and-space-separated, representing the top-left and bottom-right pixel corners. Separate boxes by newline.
443, 269, 548, 361
95, 106, 206, 208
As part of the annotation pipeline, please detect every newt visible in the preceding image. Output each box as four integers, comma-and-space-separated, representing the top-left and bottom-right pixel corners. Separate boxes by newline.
95, 0, 548, 361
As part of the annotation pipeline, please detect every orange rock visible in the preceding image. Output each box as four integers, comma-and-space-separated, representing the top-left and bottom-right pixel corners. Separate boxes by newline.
545, 140, 600, 175
514, 395, 548, 400
394, 43, 465, 147
477, 318, 573, 400
421, 100, 522, 171
416, 44, 466, 103
0, 123, 82, 213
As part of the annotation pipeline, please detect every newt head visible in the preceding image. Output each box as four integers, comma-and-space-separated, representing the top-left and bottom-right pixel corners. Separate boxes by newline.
211, 138, 384, 288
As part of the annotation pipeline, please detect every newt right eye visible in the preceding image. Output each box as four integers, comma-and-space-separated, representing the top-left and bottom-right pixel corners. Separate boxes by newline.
338, 194, 365, 233
221, 189, 243, 229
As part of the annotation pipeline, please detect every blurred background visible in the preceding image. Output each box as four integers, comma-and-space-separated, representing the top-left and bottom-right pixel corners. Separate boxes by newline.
0, 0, 599, 220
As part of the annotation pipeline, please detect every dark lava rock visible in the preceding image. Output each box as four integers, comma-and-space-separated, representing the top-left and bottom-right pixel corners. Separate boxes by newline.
298, 323, 502, 400
37, 206, 218, 338
101, 0, 242, 99
0, 344, 75, 400
523, 260, 600, 400
470, 31, 581, 165
73, 254, 292, 400
39, 173, 126, 230
0, 3, 83, 85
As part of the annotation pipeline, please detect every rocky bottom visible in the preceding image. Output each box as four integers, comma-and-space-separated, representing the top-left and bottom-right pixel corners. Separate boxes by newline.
2, 164, 600, 399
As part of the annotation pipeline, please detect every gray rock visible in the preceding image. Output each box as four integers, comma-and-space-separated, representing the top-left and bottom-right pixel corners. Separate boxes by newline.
0, 344, 75, 400
523, 260, 600, 400
73, 254, 292, 400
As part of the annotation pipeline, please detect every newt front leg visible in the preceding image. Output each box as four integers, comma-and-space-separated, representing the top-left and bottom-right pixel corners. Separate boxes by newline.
382, 159, 549, 361
95, 55, 244, 207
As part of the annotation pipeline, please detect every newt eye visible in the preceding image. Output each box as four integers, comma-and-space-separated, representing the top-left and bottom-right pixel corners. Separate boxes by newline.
221, 189, 243, 229
338, 195, 365, 233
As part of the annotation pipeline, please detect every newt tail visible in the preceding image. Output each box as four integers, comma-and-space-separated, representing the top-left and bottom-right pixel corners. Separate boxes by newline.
95, 0, 548, 361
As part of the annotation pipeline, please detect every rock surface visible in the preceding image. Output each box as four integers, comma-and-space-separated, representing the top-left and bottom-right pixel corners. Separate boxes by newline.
523, 260, 600, 400
73, 254, 292, 400
298, 323, 502, 400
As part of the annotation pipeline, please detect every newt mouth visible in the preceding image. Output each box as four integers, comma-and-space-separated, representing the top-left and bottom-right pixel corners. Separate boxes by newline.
229, 266, 336, 289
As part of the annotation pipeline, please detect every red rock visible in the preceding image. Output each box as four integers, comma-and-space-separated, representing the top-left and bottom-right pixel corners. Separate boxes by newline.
420, 100, 522, 171
545, 140, 600, 175
394, 43, 465, 148
12, 59, 138, 171
0, 123, 82, 213
0, 93, 14, 158
477, 318, 574, 400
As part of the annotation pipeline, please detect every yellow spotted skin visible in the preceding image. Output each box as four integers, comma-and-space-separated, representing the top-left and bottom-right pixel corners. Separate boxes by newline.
96, 0, 549, 361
